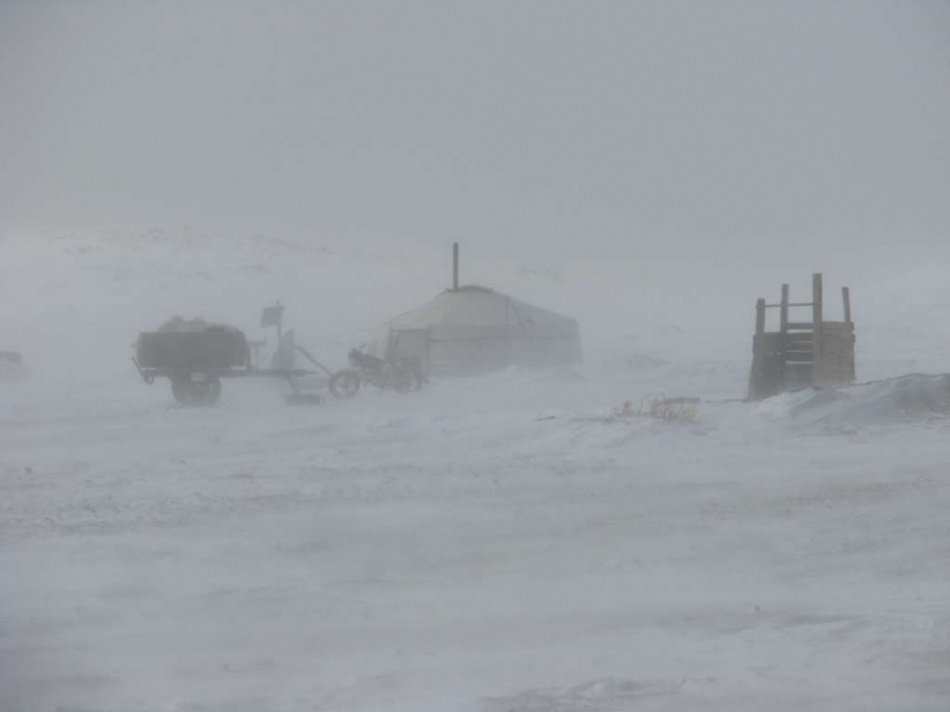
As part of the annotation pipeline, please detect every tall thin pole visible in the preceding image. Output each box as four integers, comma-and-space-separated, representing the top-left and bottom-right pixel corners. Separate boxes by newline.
780, 284, 789, 334
452, 242, 459, 291
779, 284, 789, 389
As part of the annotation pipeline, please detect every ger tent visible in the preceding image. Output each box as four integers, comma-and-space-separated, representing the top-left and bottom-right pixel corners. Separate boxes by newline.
375, 285, 582, 376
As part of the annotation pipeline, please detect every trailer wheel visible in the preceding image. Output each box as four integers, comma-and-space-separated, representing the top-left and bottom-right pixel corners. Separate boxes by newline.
329, 370, 360, 399
171, 375, 221, 406
171, 377, 189, 404
200, 377, 222, 405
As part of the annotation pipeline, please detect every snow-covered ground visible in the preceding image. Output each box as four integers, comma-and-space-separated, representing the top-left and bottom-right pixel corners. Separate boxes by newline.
2, 229, 950, 711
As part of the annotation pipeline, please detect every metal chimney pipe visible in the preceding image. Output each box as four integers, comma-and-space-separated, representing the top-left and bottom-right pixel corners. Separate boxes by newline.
453, 242, 459, 290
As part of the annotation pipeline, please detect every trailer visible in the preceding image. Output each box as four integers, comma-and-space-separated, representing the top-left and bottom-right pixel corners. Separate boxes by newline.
132, 315, 333, 405
132, 306, 426, 406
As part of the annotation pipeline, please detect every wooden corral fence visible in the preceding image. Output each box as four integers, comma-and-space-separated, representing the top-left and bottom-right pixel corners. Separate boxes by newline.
748, 273, 855, 400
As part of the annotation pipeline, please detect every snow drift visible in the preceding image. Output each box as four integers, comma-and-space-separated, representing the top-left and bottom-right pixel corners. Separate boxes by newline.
756, 373, 950, 425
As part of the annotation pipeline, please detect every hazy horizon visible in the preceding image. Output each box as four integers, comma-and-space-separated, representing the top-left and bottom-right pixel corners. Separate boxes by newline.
2, 0, 948, 262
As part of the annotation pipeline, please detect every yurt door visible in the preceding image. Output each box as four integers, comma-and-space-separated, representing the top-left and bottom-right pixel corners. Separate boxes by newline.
390, 329, 429, 374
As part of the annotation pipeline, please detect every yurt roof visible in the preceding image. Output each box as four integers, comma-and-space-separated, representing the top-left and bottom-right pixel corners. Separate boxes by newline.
388, 286, 577, 332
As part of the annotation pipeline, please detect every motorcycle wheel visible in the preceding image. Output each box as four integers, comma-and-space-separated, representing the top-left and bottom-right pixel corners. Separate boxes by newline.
329, 369, 361, 398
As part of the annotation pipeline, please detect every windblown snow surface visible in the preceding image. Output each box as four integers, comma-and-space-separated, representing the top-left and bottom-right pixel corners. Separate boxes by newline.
2, 229, 950, 712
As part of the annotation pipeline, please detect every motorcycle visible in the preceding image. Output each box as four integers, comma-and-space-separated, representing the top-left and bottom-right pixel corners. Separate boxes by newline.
329, 348, 424, 398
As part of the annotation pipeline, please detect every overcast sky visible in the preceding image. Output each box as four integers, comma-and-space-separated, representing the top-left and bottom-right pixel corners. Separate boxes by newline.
1, 0, 948, 260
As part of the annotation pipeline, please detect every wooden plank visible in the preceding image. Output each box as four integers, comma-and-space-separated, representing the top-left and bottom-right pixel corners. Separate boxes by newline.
754, 332, 785, 355
784, 362, 815, 391
816, 317, 856, 387
755, 298, 766, 336
842, 286, 852, 323
786, 322, 815, 331
785, 363, 814, 375
749, 334, 786, 400
821, 321, 854, 333
812, 273, 823, 382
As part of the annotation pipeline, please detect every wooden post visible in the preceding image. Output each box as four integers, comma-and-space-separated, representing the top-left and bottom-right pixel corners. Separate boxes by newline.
812, 273, 823, 384
750, 298, 767, 400
779, 284, 789, 391
842, 286, 854, 382
452, 242, 459, 291
780, 284, 789, 334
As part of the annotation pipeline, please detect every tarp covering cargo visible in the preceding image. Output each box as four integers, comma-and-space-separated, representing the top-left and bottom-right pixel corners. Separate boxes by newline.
376, 286, 582, 376
136, 319, 248, 371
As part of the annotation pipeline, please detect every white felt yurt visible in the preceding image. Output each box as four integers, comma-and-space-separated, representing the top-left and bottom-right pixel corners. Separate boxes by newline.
375, 285, 582, 376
